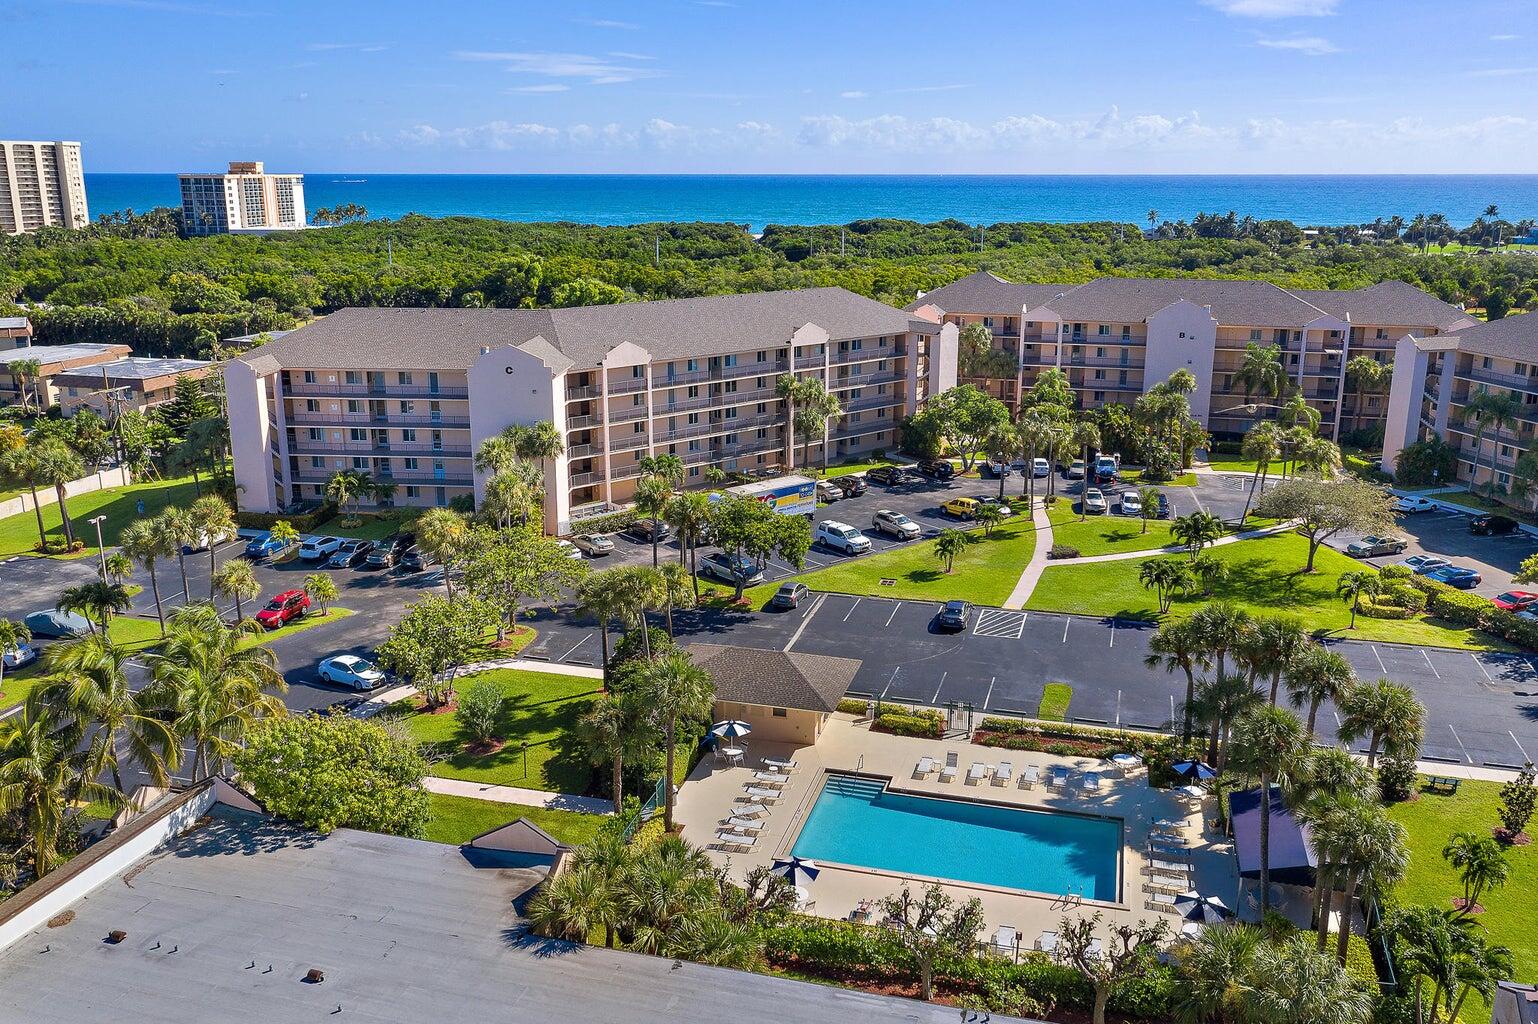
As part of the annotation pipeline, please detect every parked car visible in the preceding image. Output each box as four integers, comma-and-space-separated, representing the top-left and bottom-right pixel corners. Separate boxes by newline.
1492, 590, 1538, 611
1009, 459, 1028, 475
815, 481, 844, 503
1398, 554, 1449, 575
243, 533, 289, 561
917, 459, 956, 480
571, 534, 615, 557
318, 654, 386, 690
298, 536, 343, 560
1156, 493, 1171, 519
365, 543, 400, 569
867, 465, 914, 486
814, 520, 872, 555
555, 539, 584, 561
255, 589, 310, 630
1345, 535, 1408, 557
24, 609, 91, 639
183, 527, 234, 553
872, 509, 920, 540
2, 642, 39, 669
1393, 495, 1438, 514
832, 475, 867, 497
934, 600, 971, 632
984, 460, 1011, 479
399, 547, 433, 573
942, 496, 978, 520
1424, 565, 1482, 589
1094, 457, 1120, 485
977, 495, 1014, 516
1519, 609, 1538, 625
1471, 513, 1519, 536
1119, 491, 1143, 516
770, 581, 811, 610
699, 551, 765, 587
1066, 460, 1086, 480
625, 520, 672, 544
1082, 488, 1108, 515
1032, 457, 1050, 478
327, 539, 376, 568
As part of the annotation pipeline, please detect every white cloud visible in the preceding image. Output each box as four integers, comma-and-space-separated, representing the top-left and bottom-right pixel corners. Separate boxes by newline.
1490, 33, 1520, 41
578, 17, 638, 29
512, 83, 571, 93
1256, 35, 1340, 55
1202, 0, 1337, 16
306, 42, 388, 52
840, 90, 868, 99
453, 50, 662, 85
607, 51, 655, 61
1467, 66, 1538, 77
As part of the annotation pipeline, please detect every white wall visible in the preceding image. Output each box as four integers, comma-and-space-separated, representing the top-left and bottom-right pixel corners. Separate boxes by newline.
468, 341, 566, 532
1380, 335, 1455, 476
0, 466, 131, 521
225, 359, 277, 512
1144, 301, 1219, 425
927, 323, 960, 398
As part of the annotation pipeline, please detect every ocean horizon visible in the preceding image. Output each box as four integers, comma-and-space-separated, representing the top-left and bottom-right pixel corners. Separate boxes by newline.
83, 172, 1538, 232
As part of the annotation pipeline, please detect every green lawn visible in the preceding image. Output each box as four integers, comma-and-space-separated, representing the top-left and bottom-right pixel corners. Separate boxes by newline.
105, 615, 166, 651
1204, 455, 1261, 475
326, 508, 424, 541
1121, 468, 1198, 487
235, 607, 355, 651
0, 474, 201, 559
1388, 778, 1537, 1019
1025, 531, 1510, 650
394, 668, 601, 793
421, 792, 607, 847
807, 456, 911, 479
0, 661, 50, 712
1038, 683, 1072, 721
741, 515, 1041, 607
1048, 503, 1181, 557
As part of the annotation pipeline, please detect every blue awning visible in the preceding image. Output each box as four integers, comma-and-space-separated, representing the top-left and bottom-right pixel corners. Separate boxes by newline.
1229, 786, 1316, 887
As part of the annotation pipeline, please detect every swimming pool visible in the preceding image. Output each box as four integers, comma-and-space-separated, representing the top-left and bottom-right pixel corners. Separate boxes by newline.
789, 775, 1121, 902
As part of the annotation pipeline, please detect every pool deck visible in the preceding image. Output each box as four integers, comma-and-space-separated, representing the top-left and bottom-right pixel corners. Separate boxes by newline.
675, 715, 1268, 948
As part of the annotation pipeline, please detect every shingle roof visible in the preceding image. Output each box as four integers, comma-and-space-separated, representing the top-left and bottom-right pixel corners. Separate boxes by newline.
688, 643, 860, 713
1444, 309, 1538, 361
239, 288, 918, 373
903, 270, 1073, 314
1290, 281, 1471, 330
1040, 277, 1329, 328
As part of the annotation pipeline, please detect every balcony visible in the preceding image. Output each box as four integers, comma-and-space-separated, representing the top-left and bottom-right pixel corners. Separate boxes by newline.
285, 382, 468, 400
569, 470, 602, 487
841, 393, 902, 414
565, 413, 603, 430
608, 376, 648, 396
1459, 365, 1538, 392
284, 412, 472, 430
830, 370, 904, 390
610, 432, 650, 452
832, 345, 901, 364
795, 354, 826, 370
565, 383, 602, 401
609, 405, 649, 424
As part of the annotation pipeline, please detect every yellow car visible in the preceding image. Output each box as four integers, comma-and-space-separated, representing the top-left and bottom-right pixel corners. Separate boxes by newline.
942, 497, 978, 519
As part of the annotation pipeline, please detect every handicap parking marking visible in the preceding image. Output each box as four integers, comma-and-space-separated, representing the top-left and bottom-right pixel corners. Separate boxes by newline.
972, 608, 1027, 639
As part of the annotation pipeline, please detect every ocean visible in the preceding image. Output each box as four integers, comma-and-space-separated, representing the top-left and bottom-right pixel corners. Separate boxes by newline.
83, 173, 1538, 231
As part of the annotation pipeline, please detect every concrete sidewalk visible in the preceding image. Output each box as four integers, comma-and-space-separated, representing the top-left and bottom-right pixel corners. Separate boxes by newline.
422, 776, 612, 814
1003, 498, 1054, 610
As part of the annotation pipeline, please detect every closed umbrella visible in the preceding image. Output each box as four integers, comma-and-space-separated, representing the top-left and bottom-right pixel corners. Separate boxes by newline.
1171, 760, 1217, 782
770, 856, 820, 887
711, 720, 753, 740
1173, 891, 1233, 925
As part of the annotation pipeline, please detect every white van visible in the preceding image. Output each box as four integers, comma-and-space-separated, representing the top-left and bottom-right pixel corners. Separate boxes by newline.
814, 520, 871, 555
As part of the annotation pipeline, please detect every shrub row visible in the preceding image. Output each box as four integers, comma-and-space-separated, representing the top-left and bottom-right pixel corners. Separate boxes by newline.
235, 504, 336, 534
974, 719, 1202, 786
872, 711, 944, 739
835, 698, 870, 716
1048, 543, 1081, 559
1404, 573, 1538, 649
1358, 599, 1416, 620
566, 508, 639, 537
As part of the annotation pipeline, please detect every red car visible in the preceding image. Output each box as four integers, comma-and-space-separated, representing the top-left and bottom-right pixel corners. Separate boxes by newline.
1492, 591, 1538, 612
255, 589, 310, 629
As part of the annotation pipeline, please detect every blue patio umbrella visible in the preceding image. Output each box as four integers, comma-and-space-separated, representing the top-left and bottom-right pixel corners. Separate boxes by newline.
711, 720, 753, 740
1173, 891, 1233, 925
699, 733, 721, 750
770, 856, 820, 887
1171, 760, 1218, 782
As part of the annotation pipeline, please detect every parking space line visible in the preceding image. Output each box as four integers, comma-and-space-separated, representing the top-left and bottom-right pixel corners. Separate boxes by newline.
842, 598, 862, 622
932, 672, 947, 704
884, 602, 902, 627
1471, 654, 1495, 685
1447, 723, 1473, 764
1420, 650, 1441, 680
1109, 618, 1116, 648
1062, 618, 1070, 643
559, 634, 593, 661
1115, 689, 1122, 727
1511, 731, 1532, 763
983, 676, 996, 710
1371, 646, 1386, 674
783, 594, 825, 652
880, 666, 899, 699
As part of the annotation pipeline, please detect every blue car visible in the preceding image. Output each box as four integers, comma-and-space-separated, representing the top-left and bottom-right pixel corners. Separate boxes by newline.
1424, 565, 1482, 590
243, 533, 288, 561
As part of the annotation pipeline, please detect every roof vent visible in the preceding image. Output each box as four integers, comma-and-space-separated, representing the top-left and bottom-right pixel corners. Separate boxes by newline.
481, 345, 491, 355
304, 968, 326, 984
105, 930, 127, 944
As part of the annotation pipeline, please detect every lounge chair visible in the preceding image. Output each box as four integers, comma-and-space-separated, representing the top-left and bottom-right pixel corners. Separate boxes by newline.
1153, 817, 1186, 830
1049, 766, 1071, 788
1147, 857, 1191, 877
717, 831, 757, 851
913, 756, 936, 779
751, 772, 788, 787
724, 816, 764, 833
1150, 833, 1189, 847
1018, 765, 1040, 790
1036, 930, 1059, 955
1081, 771, 1103, 792
939, 752, 959, 783
742, 786, 782, 803
762, 756, 798, 771
1144, 891, 1180, 914
992, 925, 1019, 952
966, 762, 990, 785
1143, 877, 1184, 895
992, 762, 1013, 787
735, 801, 769, 818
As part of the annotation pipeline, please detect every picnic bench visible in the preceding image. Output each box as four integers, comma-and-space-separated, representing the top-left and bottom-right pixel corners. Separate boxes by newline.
1425, 775, 1461, 795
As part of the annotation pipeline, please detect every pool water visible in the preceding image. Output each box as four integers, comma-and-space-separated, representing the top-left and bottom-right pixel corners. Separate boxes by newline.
790, 775, 1121, 902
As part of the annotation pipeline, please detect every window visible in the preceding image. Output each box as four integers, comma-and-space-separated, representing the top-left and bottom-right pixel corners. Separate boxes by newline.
346, 399, 362, 414
305, 399, 320, 412
687, 385, 699, 399
1093, 369, 1106, 381
397, 371, 413, 386
772, 708, 787, 718
310, 456, 324, 468
344, 371, 361, 385
1121, 326, 1131, 340
756, 402, 767, 414
724, 408, 738, 420
303, 370, 317, 384
1482, 357, 1493, 370
1376, 328, 1388, 340
1518, 363, 1529, 377
723, 380, 738, 393
756, 376, 766, 389
405, 486, 419, 498
1097, 325, 1109, 336
402, 428, 416, 442
851, 339, 862, 351
308, 428, 322, 441
1095, 347, 1106, 358
349, 428, 367, 442
724, 354, 738, 367
399, 401, 414, 415
688, 467, 699, 478
1093, 391, 1105, 402
1250, 329, 1263, 341
756, 351, 766, 363
404, 457, 418, 470
687, 359, 699, 372
352, 457, 368, 470
633, 394, 644, 407
687, 412, 700, 425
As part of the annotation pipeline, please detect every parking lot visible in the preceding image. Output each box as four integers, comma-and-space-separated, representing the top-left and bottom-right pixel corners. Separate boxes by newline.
1328, 503, 1538, 597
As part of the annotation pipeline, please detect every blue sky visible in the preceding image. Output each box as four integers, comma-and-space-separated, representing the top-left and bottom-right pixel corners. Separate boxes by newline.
9, 0, 1538, 172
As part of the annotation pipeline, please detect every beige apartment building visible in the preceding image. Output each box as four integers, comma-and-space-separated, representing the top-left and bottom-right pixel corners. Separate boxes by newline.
908, 271, 1470, 440
225, 288, 958, 531
179, 161, 306, 236
0, 342, 133, 409
53, 356, 213, 419
0, 141, 89, 234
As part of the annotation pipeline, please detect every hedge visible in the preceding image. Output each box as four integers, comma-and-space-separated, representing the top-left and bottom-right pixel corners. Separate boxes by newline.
873, 711, 944, 739
1048, 543, 1081, 559
836, 698, 871, 716
1358, 599, 1416, 620
235, 505, 336, 534
973, 718, 1201, 785
566, 508, 639, 537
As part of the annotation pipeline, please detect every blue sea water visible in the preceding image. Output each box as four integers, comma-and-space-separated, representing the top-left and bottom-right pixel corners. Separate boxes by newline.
789, 775, 1121, 901
85, 172, 1538, 232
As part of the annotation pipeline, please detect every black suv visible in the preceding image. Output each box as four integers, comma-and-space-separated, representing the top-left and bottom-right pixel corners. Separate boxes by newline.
832, 474, 868, 497
868, 465, 912, 486
916, 459, 956, 480
1471, 513, 1519, 536
399, 546, 431, 572
626, 519, 673, 543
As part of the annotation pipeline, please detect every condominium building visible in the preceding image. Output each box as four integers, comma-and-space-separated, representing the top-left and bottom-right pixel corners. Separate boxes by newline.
225, 288, 958, 531
179, 161, 306, 236
0, 141, 89, 234
1383, 309, 1538, 498
54, 356, 214, 419
908, 271, 1471, 440
0, 342, 133, 408
0, 317, 33, 349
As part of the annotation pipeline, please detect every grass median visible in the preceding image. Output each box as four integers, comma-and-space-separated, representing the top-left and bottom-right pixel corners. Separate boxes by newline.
1047, 502, 1181, 557
1024, 530, 1510, 651
422, 792, 606, 847
0, 474, 202, 560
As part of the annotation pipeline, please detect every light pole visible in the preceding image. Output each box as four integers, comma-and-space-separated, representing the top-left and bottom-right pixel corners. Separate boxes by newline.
88, 515, 108, 579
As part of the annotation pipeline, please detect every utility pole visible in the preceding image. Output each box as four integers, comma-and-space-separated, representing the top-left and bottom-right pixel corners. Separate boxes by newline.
654, 236, 660, 267
387, 236, 393, 267
978, 225, 984, 252
840, 227, 845, 256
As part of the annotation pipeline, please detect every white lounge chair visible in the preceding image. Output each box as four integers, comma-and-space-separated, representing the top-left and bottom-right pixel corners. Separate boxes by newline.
724, 816, 764, 833
751, 772, 787, 787
1149, 842, 1188, 859
1147, 858, 1191, 877
966, 762, 990, 785
762, 756, 798, 771
992, 762, 1013, 787
743, 786, 782, 803
1049, 766, 1071, 788
1153, 817, 1186, 830
1081, 771, 1103, 792
1143, 877, 1184, 895
1036, 930, 1059, 955
735, 801, 769, 818
913, 756, 936, 779
1150, 833, 1189, 847
939, 751, 959, 783
1018, 765, 1040, 790
717, 831, 757, 851
1144, 891, 1180, 914
992, 925, 1019, 952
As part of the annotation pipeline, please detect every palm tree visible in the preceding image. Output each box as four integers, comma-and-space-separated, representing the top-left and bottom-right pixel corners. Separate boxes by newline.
1189, 601, 1254, 681
1172, 923, 1261, 1024
1278, 391, 1321, 435
1286, 645, 1355, 740
189, 495, 234, 597
974, 502, 1004, 537
1190, 672, 1262, 769
0, 701, 117, 878
483, 462, 543, 529
1171, 511, 1225, 559
0, 618, 30, 702
56, 581, 132, 636
613, 565, 665, 663
633, 475, 672, 567
1441, 830, 1510, 916
1146, 209, 1159, 231
414, 507, 468, 596
1, 446, 52, 550
1237, 616, 1310, 705
1145, 618, 1208, 741
1389, 905, 1513, 1024
142, 603, 287, 781
1338, 677, 1425, 766
577, 568, 631, 689
1468, 389, 1520, 498
658, 562, 694, 639
101, 552, 133, 586
1247, 933, 1375, 1024
41, 635, 178, 792
154, 507, 197, 605
1313, 794, 1408, 964
1015, 417, 1052, 507
934, 529, 969, 573
324, 468, 369, 518
638, 650, 714, 831
31, 440, 84, 547
1138, 485, 1160, 534
664, 491, 713, 598
1139, 558, 1193, 615
1235, 342, 1288, 406
1070, 420, 1100, 521
212, 558, 261, 623
575, 691, 653, 814
8, 357, 42, 413
775, 374, 802, 471
1229, 705, 1309, 915
526, 863, 619, 943
304, 572, 338, 615
1335, 571, 1380, 630
795, 380, 842, 474
268, 519, 300, 558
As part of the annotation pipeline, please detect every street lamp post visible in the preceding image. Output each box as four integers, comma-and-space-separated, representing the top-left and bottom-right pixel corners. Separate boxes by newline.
88, 514, 108, 579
